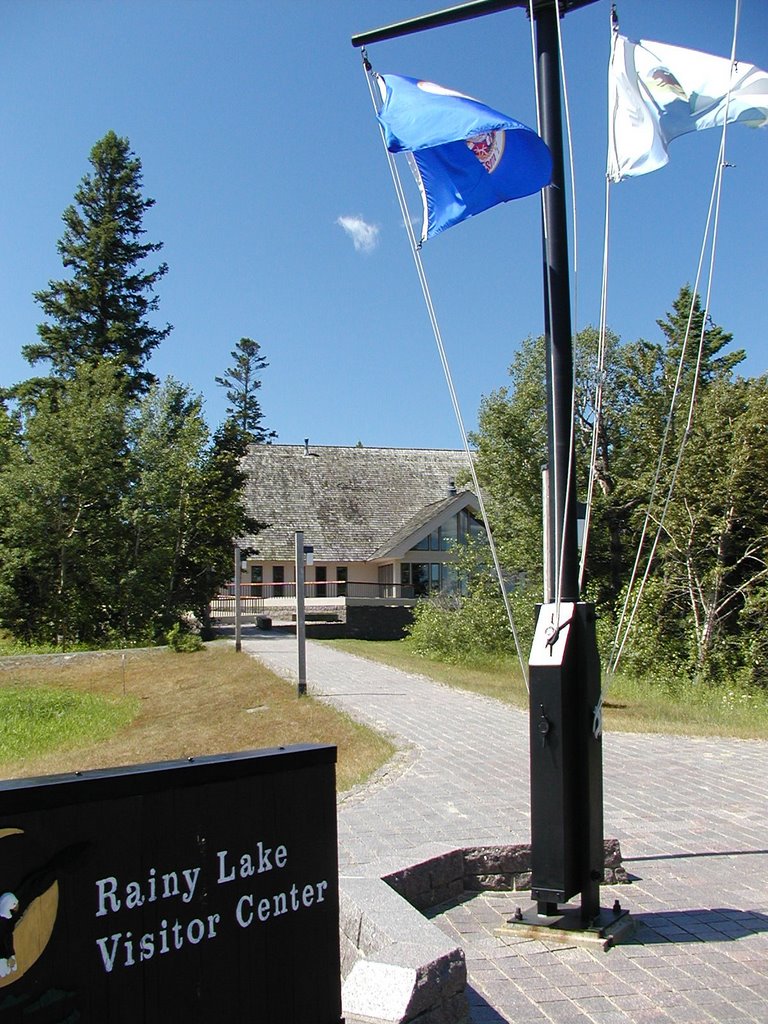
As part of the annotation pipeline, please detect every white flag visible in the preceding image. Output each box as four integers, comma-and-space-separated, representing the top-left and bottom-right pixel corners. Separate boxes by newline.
608, 34, 768, 182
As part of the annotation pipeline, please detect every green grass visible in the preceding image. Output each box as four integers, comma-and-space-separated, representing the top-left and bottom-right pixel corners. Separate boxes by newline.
0, 636, 82, 656
323, 638, 768, 740
0, 645, 394, 792
0, 629, 145, 656
0, 687, 139, 762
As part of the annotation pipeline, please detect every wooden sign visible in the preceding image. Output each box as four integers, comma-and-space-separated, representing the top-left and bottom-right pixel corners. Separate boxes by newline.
0, 744, 342, 1023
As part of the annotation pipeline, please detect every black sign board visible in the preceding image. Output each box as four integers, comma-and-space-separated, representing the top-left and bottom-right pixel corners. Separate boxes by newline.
0, 744, 342, 1023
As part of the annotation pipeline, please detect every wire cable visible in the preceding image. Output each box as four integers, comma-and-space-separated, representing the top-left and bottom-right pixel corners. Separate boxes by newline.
607, 0, 743, 679
362, 56, 530, 689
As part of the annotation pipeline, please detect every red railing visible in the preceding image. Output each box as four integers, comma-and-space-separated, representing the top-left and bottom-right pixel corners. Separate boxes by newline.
210, 580, 416, 614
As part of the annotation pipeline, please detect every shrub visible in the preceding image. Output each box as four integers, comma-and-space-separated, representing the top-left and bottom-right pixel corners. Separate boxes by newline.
166, 619, 204, 653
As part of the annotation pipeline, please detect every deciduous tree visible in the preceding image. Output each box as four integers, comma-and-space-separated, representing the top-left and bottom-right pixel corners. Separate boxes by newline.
0, 362, 130, 645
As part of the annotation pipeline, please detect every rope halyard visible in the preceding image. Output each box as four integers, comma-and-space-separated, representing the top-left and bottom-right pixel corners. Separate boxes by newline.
360, 56, 531, 691
602, 0, 743, 684
579, 173, 611, 597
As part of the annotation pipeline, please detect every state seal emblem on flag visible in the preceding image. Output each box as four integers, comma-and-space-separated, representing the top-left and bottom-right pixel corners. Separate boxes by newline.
467, 130, 505, 172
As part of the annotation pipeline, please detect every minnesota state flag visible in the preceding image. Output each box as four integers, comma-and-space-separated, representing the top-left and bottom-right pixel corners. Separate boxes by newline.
377, 74, 552, 242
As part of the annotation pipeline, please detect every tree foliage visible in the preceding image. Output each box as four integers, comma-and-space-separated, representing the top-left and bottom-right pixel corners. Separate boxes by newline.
0, 362, 130, 644
215, 337, 276, 442
22, 131, 170, 398
0, 133, 261, 647
462, 286, 767, 687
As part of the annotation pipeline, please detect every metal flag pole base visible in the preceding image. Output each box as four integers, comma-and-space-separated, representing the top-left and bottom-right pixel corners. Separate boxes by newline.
497, 902, 634, 951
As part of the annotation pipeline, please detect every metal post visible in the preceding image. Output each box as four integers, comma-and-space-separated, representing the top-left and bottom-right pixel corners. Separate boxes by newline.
535, 0, 578, 602
295, 531, 307, 696
352, 0, 609, 938
234, 544, 242, 653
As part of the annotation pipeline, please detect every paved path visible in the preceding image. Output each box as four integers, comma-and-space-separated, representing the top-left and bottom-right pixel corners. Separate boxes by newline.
242, 632, 768, 1024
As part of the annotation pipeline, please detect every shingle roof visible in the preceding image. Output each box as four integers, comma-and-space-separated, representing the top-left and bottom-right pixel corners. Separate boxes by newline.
368, 492, 478, 560
240, 444, 474, 561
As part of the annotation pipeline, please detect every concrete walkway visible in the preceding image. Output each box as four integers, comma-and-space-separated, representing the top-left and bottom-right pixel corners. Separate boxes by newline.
241, 631, 768, 1024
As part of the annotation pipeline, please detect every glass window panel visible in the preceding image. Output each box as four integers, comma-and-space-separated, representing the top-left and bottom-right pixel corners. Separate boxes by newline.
441, 564, 459, 593
442, 514, 458, 550
412, 563, 429, 597
430, 563, 440, 592
469, 512, 485, 540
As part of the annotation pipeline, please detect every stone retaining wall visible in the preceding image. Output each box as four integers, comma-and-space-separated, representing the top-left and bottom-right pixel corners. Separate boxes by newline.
341, 840, 628, 1024
382, 840, 628, 912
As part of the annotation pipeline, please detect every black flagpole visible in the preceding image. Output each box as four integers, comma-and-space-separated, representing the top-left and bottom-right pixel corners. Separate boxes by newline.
353, 0, 627, 941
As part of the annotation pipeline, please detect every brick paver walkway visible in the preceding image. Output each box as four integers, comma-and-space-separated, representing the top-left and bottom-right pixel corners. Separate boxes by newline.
242, 632, 768, 1024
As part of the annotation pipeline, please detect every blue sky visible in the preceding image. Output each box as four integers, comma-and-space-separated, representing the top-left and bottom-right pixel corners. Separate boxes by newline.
1, 0, 766, 449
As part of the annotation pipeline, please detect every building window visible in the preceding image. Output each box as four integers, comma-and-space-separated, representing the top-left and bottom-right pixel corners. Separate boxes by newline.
272, 565, 284, 598
411, 563, 430, 597
337, 566, 348, 597
441, 563, 460, 594
441, 516, 458, 550
250, 565, 263, 586
411, 510, 484, 558
315, 566, 327, 598
430, 563, 440, 592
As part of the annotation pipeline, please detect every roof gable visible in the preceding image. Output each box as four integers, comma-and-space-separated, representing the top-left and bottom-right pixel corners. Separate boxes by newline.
241, 444, 473, 562
369, 490, 480, 560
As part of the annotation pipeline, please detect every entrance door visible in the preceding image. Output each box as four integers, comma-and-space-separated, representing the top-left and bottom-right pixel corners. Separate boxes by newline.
315, 566, 327, 598
336, 567, 348, 597
272, 565, 284, 598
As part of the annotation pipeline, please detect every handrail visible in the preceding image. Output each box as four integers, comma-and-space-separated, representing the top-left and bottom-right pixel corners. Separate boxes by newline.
213, 581, 417, 601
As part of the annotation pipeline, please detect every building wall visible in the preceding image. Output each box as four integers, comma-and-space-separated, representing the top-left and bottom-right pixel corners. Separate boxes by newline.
241, 560, 380, 591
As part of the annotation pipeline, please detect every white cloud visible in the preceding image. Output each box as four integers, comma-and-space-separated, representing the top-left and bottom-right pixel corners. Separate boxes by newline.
336, 214, 380, 253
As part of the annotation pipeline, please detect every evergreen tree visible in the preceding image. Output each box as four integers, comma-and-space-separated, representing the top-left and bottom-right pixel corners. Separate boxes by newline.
0, 400, 19, 470
22, 131, 170, 397
656, 283, 744, 393
215, 337, 276, 442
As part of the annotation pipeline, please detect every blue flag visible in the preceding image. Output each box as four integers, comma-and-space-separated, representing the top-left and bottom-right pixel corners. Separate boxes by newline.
377, 74, 552, 242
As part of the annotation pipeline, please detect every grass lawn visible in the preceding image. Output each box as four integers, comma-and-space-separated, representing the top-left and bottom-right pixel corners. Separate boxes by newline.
323, 638, 768, 740
0, 642, 394, 792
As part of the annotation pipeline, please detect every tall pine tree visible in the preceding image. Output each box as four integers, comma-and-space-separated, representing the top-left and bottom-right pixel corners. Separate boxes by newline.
23, 130, 170, 397
215, 337, 276, 442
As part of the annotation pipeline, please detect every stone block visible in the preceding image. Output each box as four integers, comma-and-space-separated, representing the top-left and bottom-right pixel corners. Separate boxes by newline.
340, 876, 467, 1024
462, 845, 530, 879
